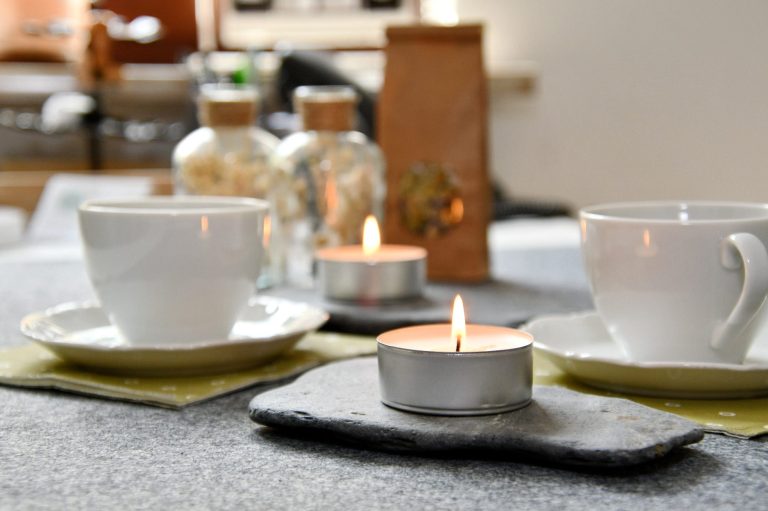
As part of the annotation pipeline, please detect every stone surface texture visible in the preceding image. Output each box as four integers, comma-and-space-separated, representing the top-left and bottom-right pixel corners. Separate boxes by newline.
271, 277, 593, 335
250, 358, 703, 467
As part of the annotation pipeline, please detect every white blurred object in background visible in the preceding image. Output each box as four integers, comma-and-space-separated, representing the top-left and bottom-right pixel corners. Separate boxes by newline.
26, 173, 153, 243
0, 207, 26, 246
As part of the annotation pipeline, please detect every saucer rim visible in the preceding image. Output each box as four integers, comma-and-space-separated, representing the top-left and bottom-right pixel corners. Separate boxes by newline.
526, 310, 768, 371
523, 311, 768, 398
20, 296, 329, 353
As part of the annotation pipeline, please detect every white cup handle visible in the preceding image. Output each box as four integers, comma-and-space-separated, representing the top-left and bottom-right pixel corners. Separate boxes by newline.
711, 233, 768, 353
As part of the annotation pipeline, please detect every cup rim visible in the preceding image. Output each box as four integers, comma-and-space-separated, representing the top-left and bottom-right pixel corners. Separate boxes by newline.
79, 196, 269, 215
580, 200, 768, 224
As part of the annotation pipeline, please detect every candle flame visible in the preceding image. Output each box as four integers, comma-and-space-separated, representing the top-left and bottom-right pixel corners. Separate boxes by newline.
362, 215, 381, 256
325, 178, 338, 226
449, 197, 464, 224
452, 294, 466, 352
263, 215, 272, 248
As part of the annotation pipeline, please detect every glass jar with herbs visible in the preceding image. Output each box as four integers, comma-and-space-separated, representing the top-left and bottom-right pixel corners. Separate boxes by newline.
272, 85, 385, 286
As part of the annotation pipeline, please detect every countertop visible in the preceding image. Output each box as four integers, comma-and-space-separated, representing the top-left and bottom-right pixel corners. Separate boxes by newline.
1, 219, 766, 510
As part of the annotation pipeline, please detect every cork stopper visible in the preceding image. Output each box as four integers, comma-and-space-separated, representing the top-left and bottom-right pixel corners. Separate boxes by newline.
197, 85, 259, 127
293, 86, 358, 132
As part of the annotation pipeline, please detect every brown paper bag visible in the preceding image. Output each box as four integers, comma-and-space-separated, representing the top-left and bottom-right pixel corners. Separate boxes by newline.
378, 24, 490, 282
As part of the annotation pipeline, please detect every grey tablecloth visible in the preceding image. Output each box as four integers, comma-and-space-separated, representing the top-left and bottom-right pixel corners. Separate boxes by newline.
1, 245, 766, 510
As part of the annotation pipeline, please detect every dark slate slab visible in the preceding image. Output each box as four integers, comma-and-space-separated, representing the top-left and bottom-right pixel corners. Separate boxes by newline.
249, 358, 703, 468
269, 279, 593, 336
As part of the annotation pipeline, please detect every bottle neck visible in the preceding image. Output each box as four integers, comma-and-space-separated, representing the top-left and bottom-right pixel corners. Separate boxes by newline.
208, 125, 251, 151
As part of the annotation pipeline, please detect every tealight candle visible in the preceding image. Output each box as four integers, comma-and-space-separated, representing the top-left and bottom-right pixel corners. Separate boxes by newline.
377, 295, 533, 416
316, 216, 427, 303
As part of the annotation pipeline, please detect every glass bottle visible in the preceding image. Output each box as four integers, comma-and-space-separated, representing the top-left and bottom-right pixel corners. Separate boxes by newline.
172, 84, 282, 288
272, 85, 385, 286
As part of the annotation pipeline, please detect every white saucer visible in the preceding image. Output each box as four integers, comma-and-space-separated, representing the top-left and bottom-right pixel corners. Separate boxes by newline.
522, 311, 768, 399
20, 296, 329, 377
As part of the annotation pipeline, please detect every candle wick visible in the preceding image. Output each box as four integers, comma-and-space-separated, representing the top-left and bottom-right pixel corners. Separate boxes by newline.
455, 333, 462, 353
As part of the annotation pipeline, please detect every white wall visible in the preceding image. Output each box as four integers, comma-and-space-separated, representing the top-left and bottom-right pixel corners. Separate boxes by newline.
459, 0, 768, 210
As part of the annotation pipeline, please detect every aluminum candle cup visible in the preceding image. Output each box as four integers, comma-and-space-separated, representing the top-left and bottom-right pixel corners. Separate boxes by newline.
377, 325, 533, 416
316, 245, 427, 303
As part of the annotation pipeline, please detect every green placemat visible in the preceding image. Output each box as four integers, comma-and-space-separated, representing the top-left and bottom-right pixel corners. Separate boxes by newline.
0, 332, 376, 408
533, 355, 768, 439
2, 335, 766, 437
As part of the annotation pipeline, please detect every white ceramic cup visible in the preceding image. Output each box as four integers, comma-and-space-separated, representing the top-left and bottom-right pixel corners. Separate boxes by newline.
580, 201, 768, 364
78, 196, 267, 345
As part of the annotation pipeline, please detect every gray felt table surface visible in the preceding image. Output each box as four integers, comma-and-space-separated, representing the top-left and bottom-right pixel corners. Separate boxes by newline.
1, 244, 767, 510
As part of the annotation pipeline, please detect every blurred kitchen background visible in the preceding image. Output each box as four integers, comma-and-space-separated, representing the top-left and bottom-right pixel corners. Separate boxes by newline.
1, 0, 767, 217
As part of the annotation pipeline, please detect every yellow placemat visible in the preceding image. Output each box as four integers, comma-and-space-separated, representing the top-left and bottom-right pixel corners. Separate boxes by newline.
533, 354, 768, 439
0, 332, 376, 409
2, 335, 766, 436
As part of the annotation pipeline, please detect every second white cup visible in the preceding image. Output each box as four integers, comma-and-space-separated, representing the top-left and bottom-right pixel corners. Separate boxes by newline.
580, 201, 768, 364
